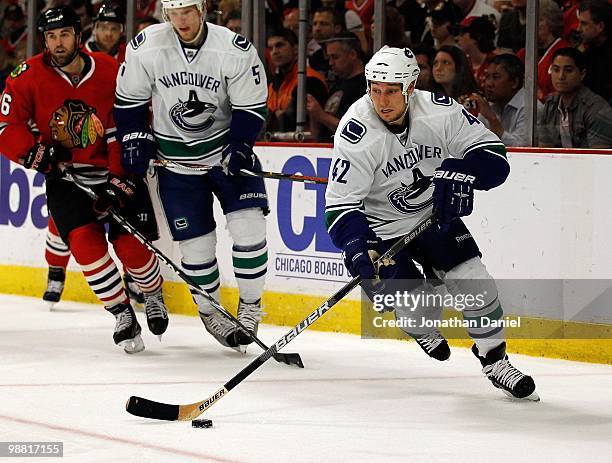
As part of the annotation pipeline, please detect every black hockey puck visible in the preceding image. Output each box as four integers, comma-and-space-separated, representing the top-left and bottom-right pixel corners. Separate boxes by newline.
191, 419, 213, 428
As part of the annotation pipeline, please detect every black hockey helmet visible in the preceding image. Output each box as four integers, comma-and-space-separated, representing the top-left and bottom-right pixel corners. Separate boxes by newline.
93, 3, 126, 24
37, 6, 82, 34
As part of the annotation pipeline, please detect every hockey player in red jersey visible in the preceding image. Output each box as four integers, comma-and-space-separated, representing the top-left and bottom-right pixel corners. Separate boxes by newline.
0, 6, 168, 353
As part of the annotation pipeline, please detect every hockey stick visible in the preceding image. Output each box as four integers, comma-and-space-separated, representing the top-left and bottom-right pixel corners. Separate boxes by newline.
150, 159, 328, 185
125, 212, 437, 421
63, 167, 303, 368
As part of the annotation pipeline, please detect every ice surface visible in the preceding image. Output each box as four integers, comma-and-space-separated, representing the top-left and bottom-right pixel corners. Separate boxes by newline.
0, 294, 610, 462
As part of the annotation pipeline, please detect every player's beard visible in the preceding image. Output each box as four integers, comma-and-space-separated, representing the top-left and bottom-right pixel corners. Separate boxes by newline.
49, 42, 79, 68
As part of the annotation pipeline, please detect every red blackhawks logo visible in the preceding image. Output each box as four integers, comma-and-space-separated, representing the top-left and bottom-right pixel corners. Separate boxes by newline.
49, 99, 105, 149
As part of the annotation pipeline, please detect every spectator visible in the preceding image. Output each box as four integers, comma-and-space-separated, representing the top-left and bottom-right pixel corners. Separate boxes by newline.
307, 32, 366, 140
388, 0, 429, 45
137, 15, 160, 33
577, 0, 612, 102
283, 7, 300, 35
453, 0, 501, 25
2, 4, 27, 65
310, 7, 344, 74
517, 0, 569, 101
497, 0, 526, 53
469, 54, 532, 146
413, 43, 436, 91
85, 3, 126, 63
345, 0, 374, 48
267, 28, 328, 133
456, 15, 497, 89
538, 48, 612, 148
223, 10, 241, 33
320, 0, 368, 53
430, 1, 462, 48
372, 6, 410, 49
0, 44, 12, 93
432, 45, 480, 101
71, 0, 94, 41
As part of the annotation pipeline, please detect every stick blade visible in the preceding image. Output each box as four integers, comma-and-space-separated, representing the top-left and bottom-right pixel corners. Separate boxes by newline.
126, 396, 180, 421
274, 352, 304, 368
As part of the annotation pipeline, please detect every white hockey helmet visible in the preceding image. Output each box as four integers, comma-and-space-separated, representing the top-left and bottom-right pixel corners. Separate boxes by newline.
161, 0, 206, 21
365, 46, 420, 102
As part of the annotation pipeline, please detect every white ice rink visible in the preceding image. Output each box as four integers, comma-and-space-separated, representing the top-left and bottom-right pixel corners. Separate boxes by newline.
1, 293, 611, 463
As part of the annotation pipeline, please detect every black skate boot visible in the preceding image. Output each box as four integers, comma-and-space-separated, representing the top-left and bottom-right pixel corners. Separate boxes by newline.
199, 311, 240, 350
412, 330, 451, 361
123, 273, 145, 306
236, 298, 265, 347
472, 342, 539, 401
107, 303, 145, 354
144, 289, 169, 339
43, 266, 65, 309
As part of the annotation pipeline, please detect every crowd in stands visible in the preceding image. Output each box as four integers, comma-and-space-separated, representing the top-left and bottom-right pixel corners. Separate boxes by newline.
1, 0, 611, 147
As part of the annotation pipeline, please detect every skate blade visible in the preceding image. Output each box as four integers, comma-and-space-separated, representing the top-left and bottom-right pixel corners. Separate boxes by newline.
502, 390, 541, 402
156, 334, 163, 342
237, 345, 247, 354
47, 301, 57, 311
119, 334, 145, 354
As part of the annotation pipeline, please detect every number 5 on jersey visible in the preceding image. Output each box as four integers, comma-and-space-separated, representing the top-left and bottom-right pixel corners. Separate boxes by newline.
332, 158, 350, 183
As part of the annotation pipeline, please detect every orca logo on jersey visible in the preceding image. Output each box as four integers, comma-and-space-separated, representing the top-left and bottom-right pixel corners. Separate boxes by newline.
232, 34, 252, 51
340, 119, 366, 144
49, 100, 105, 149
387, 168, 434, 214
169, 90, 217, 133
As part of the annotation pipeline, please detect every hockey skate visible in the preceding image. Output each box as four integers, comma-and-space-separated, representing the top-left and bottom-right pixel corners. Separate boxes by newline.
199, 311, 241, 351
236, 298, 265, 348
123, 273, 145, 307
108, 303, 145, 354
412, 330, 451, 361
43, 267, 65, 310
144, 289, 169, 340
472, 342, 539, 401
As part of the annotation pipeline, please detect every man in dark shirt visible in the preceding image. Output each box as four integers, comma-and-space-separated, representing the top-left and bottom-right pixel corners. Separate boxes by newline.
538, 48, 612, 148
306, 32, 366, 141
577, 0, 612, 102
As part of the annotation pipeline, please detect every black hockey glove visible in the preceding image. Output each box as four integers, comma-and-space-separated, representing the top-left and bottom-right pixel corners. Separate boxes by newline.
221, 140, 257, 176
22, 143, 72, 174
94, 175, 137, 214
342, 234, 383, 280
120, 131, 156, 177
432, 158, 475, 232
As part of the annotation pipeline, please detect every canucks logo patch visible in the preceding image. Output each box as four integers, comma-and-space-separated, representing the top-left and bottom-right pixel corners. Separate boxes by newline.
387, 169, 434, 214
232, 34, 252, 51
169, 90, 217, 133
340, 119, 366, 144
10, 62, 29, 79
431, 92, 452, 106
130, 31, 146, 50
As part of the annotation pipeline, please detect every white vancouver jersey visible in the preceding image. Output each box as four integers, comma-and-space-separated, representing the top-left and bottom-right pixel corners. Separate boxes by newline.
325, 90, 506, 240
115, 22, 267, 166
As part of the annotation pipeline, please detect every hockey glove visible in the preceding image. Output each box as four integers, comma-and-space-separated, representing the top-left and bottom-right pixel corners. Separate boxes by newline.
94, 175, 137, 214
221, 140, 257, 176
432, 158, 475, 232
120, 131, 156, 177
23, 143, 72, 174
342, 234, 383, 280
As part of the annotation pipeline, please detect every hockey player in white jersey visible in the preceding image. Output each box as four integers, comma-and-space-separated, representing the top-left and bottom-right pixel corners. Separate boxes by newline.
114, 0, 269, 350
325, 46, 538, 400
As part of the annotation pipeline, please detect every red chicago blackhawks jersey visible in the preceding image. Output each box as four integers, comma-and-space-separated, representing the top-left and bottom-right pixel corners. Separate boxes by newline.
0, 51, 122, 175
